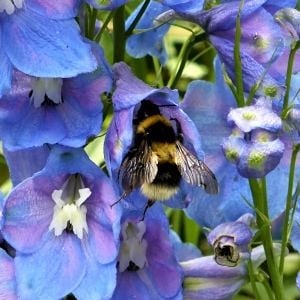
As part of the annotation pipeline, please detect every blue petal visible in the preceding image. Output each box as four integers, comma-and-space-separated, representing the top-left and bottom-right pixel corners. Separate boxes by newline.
85, 0, 129, 10
291, 200, 300, 252
0, 29, 13, 97
26, 0, 80, 19
15, 233, 86, 299
3, 10, 97, 78
73, 256, 117, 300
126, 1, 170, 64
3, 146, 50, 186
0, 249, 17, 299
161, 0, 204, 13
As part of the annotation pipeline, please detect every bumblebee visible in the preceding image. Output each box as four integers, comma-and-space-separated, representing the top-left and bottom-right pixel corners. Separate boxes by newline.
118, 100, 218, 211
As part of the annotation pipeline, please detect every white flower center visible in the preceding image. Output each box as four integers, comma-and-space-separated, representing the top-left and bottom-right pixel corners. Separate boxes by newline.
49, 175, 91, 239
30, 78, 63, 108
118, 221, 148, 272
0, 0, 23, 14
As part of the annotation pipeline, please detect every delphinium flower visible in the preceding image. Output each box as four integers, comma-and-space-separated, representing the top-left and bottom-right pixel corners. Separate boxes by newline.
0, 0, 98, 96
0, 248, 17, 299
0, 44, 112, 150
222, 101, 284, 178
171, 215, 276, 300
158, 0, 298, 97
1, 147, 120, 299
207, 213, 254, 267
104, 61, 217, 212
111, 204, 182, 300
181, 58, 300, 228
297, 272, 300, 290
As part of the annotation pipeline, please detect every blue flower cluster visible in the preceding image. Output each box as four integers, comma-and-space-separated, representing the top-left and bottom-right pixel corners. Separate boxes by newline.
0, 0, 299, 299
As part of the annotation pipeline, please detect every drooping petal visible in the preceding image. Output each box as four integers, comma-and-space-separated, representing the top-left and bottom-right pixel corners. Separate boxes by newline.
112, 62, 178, 111
15, 233, 86, 299
0, 249, 17, 300
3, 10, 97, 78
126, 1, 170, 64
26, 0, 80, 19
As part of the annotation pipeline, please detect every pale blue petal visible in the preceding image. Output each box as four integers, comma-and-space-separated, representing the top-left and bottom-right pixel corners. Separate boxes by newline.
15, 234, 86, 299
3, 10, 97, 78
126, 1, 170, 64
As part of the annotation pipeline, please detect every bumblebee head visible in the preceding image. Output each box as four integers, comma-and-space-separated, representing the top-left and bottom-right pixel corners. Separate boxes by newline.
135, 100, 161, 123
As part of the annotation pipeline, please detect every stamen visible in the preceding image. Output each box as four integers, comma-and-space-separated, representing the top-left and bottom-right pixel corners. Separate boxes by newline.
0, 0, 23, 14
30, 78, 63, 108
49, 175, 91, 239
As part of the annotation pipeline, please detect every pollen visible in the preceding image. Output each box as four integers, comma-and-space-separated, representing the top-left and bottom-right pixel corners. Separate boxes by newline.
225, 148, 239, 163
49, 175, 90, 239
253, 34, 269, 50
248, 151, 266, 169
263, 86, 278, 98
242, 111, 256, 121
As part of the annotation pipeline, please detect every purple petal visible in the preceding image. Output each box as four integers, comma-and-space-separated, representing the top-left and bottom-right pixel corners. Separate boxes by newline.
0, 249, 17, 300
207, 221, 253, 247
297, 272, 300, 290
145, 220, 182, 298
3, 10, 97, 78
2, 175, 65, 253
112, 62, 178, 111
15, 233, 86, 299
210, 36, 284, 97
26, 0, 80, 19
85, 218, 118, 264
112, 271, 150, 300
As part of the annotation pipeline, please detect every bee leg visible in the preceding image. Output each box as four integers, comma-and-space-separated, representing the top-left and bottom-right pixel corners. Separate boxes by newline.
170, 118, 184, 143
110, 191, 127, 208
140, 199, 155, 221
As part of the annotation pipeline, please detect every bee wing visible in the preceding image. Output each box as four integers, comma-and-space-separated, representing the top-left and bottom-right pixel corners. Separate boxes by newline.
119, 140, 158, 193
175, 141, 218, 194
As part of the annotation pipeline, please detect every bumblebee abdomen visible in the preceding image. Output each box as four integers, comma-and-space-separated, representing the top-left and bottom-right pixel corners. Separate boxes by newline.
141, 162, 181, 200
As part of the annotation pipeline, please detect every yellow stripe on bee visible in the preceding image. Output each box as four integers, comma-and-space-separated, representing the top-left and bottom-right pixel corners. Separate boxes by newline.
136, 115, 172, 134
151, 142, 177, 163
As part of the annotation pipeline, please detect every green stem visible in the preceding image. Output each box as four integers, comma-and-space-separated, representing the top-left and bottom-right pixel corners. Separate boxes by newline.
88, 8, 98, 39
249, 178, 284, 300
113, 6, 126, 63
247, 260, 262, 300
125, 0, 151, 37
262, 279, 275, 300
282, 41, 300, 118
167, 33, 207, 89
152, 57, 164, 88
234, 0, 245, 107
94, 11, 115, 43
279, 143, 300, 274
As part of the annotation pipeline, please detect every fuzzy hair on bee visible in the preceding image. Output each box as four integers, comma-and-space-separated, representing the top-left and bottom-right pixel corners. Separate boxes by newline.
118, 100, 218, 204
